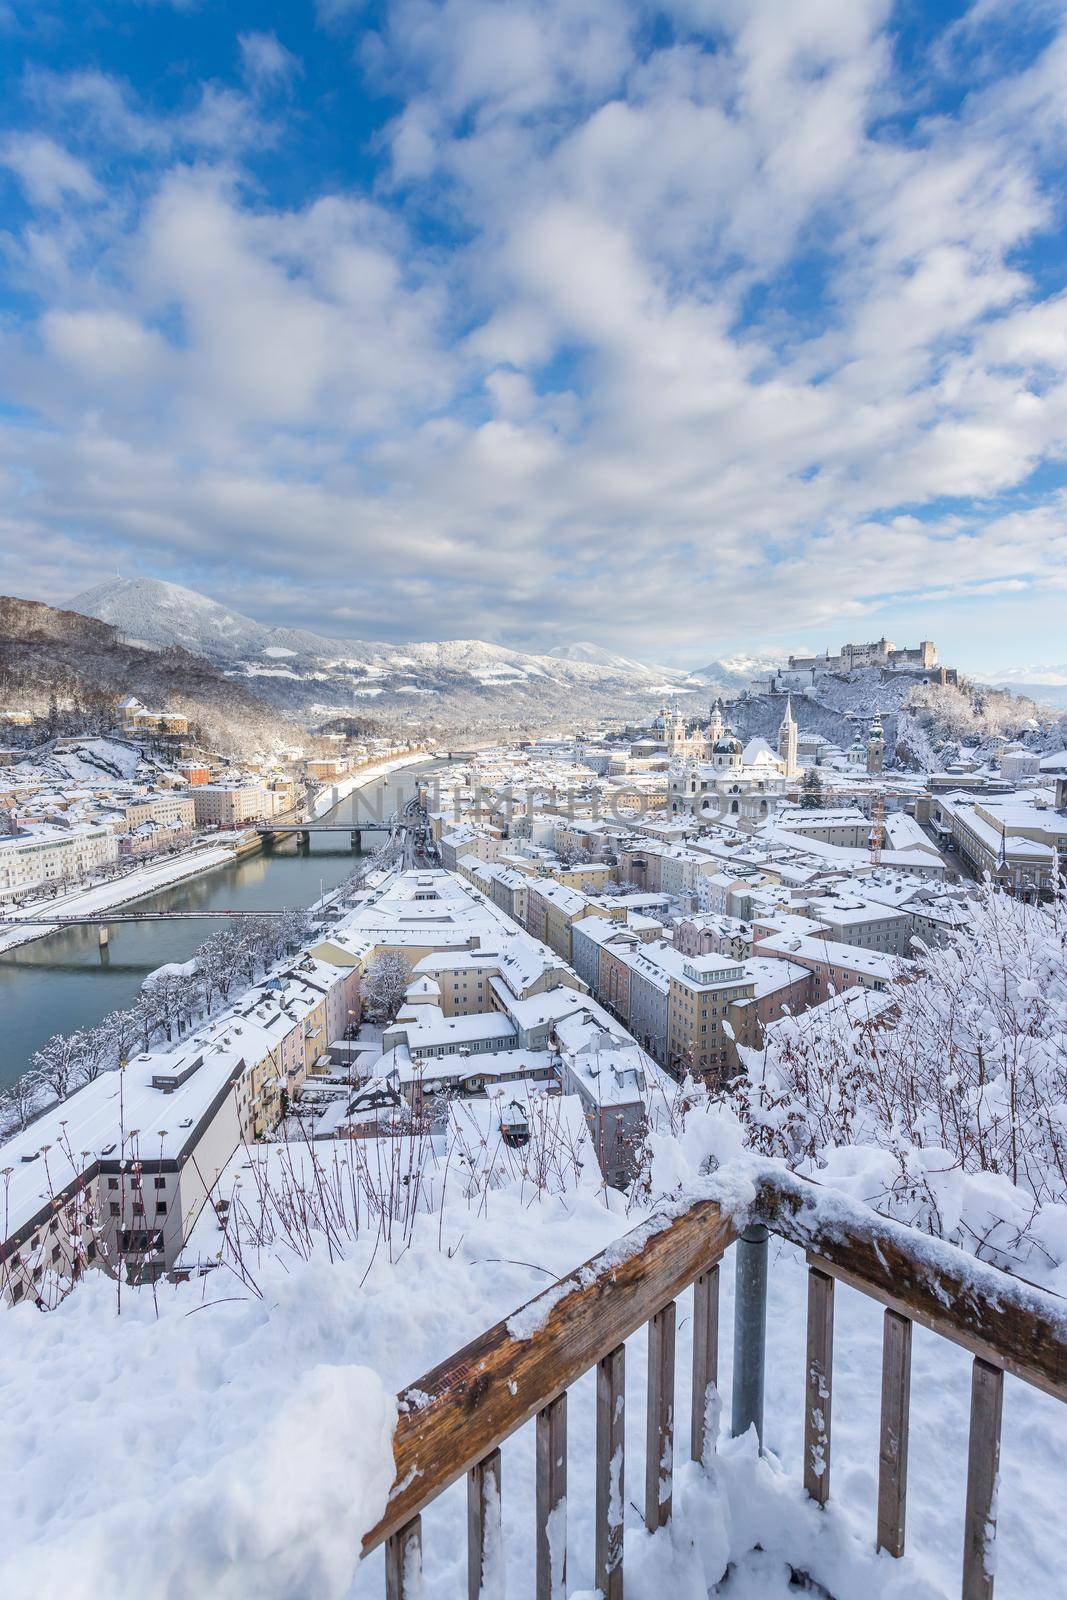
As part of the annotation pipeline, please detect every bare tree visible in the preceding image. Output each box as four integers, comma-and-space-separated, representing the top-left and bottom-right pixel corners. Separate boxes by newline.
0, 1072, 43, 1135
28, 1031, 86, 1103
361, 950, 412, 1023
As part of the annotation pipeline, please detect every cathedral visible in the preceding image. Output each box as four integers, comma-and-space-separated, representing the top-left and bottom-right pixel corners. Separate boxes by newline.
657, 698, 739, 763
664, 698, 798, 827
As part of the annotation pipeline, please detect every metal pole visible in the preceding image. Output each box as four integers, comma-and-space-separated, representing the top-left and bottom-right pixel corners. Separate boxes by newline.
731, 1222, 768, 1447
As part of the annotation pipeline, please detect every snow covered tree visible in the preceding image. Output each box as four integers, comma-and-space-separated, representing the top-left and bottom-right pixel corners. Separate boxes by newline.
0, 1071, 42, 1135
28, 1031, 86, 1103
733, 886, 1067, 1271
100, 1008, 139, 1069
193, 928, 242, 1010
234, 923, 266, 986
799, 768, 824, 808
133, 983, 170, 1053
279, 909, 313, 951
361, 950, 412, 1022
74, 1025, 111, 1086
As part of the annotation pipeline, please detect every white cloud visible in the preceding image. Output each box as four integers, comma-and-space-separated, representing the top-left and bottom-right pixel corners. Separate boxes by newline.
0, 133, 100, 207
2, 0, 1067, 662
40, 309, 171, 387
238, 32, 300, 88
23, 67, 274, 158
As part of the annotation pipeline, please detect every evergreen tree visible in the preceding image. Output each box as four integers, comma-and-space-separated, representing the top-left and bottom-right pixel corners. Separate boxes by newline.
800, 767, 824, 809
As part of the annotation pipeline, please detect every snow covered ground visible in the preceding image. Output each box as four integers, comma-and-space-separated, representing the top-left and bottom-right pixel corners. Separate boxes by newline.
1, 1141, 1063, 1599
0, 842, 236, 953
11, 736, 146, 787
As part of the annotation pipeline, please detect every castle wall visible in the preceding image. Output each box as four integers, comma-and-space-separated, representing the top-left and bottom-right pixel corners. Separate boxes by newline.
788, 638, 937, 673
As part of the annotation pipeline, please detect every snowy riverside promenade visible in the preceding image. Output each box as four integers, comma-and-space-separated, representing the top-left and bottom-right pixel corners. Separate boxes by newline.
0, 841, 238, 955
308, 750, 431, 819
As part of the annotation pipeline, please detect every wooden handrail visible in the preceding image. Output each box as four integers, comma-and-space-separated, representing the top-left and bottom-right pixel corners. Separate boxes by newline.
363, 1162, 1067, 1579
361, 1192, 744, 1556
755, 1168, 1067, 1400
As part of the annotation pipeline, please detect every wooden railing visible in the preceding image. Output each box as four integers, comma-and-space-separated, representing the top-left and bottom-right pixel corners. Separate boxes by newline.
361, 1165, 1067, 1600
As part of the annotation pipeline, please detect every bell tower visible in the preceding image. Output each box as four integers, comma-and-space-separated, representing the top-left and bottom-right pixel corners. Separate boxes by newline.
778, 692, 798, 779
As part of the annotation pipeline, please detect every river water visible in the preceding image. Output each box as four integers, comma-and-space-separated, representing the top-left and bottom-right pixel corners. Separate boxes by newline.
0, 762, 437, 1093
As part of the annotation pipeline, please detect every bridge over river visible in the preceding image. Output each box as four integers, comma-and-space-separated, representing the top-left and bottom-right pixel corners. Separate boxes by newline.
0, 759, 441, 1094
256, 820, 394, 849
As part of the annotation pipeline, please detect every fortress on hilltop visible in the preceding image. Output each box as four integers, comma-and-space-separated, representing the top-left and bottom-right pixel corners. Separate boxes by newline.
787, 637, 937, 674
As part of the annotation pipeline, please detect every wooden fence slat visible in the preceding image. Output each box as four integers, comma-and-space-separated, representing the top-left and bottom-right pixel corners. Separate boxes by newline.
596, 1345, 625, 1600
963, 1358, 1004, 1600
385, 1515, 422, 1600
536, 1393, 568, 1600
364, 1197, 740, 1555
645, 1300, 677, 1531
877, 1310, 912, 1557
691, 1266, 719, 1464
758, 1167, 1066, 1401
467, 1448, 502, 1600
804, 1267, 835, 1506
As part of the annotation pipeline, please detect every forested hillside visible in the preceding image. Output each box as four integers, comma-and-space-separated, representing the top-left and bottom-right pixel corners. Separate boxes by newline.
0, 597, 287, 754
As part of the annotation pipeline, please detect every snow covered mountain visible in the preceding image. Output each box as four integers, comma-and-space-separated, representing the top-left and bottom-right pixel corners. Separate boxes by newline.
68, 578, 350, 664
0, 595, 290, 754
690, 652, 789, 691
66, 579, 707, 724
969, 664, 1067, 708
548, 641, 701, 684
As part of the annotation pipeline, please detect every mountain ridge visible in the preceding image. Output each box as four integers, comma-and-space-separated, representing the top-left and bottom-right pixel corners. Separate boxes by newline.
66, 577, 754, 722
0, 595, 289, 753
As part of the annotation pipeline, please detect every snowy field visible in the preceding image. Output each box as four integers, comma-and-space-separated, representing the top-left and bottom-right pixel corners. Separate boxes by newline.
1, 1156, 1062, 1599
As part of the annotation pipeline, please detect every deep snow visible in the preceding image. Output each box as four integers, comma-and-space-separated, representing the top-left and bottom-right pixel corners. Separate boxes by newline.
1, 1151, 1063, 1600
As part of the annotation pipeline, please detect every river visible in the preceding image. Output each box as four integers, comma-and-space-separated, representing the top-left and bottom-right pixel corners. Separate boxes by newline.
0, 761, 439, 1093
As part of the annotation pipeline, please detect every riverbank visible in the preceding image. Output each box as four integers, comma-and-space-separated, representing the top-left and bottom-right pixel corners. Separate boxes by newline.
0, 753, 435, 958
0, 842, 238, 956
309, 749, 433, 819
0, 759, 439, 1094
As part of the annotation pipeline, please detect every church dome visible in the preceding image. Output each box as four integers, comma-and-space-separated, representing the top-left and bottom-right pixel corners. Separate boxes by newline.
715, 733, 743, 754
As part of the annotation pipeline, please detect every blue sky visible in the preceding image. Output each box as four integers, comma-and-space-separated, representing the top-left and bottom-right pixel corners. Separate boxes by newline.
1, 0, 1066, 675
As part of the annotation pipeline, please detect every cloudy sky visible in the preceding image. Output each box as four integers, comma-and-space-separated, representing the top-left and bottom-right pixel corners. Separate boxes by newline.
1, 0, 1066, 671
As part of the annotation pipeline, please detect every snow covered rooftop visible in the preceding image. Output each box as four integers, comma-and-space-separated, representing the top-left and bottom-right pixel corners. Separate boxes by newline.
756, 931, 905, 980
385, 1004, 519, 1055
0, 1038, 253, 1245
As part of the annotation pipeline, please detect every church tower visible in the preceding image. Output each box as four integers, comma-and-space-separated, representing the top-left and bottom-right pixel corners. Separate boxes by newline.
706, 698, 726, 746
867, 712, 885, 775
778, 692, 798, 779
665, 705, 687, 757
